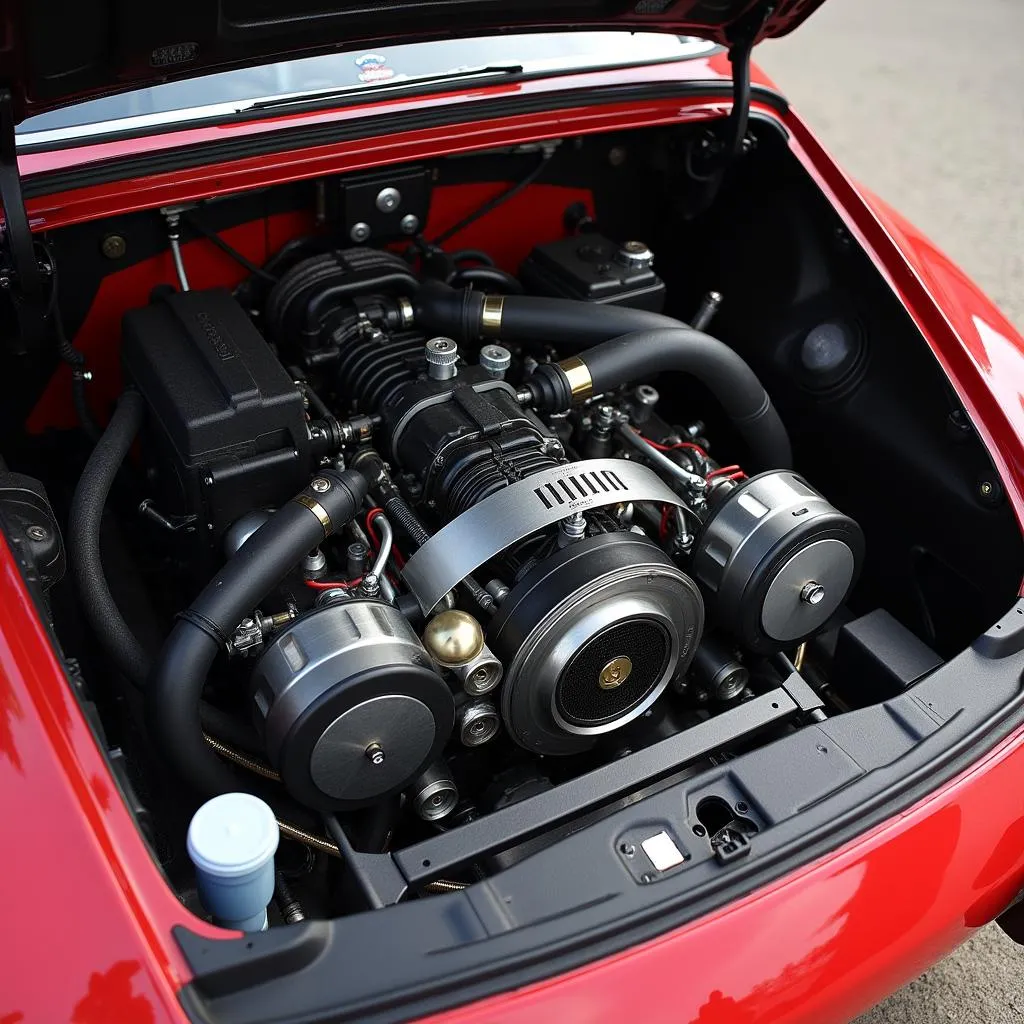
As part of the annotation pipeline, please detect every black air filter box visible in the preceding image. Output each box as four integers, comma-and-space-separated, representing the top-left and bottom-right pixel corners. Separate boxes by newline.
122, 289, 310, 554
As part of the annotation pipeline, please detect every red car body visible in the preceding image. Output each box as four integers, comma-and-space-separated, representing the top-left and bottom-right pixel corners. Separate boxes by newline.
3, 43, 1024, 1024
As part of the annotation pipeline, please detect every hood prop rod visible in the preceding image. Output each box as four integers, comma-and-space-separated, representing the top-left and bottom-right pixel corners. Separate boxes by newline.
0, 89, 48, 354
687, 3, 775, 213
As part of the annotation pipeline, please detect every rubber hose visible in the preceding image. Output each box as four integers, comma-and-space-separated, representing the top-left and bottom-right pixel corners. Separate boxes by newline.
530, 327, 792, 470
147, 468, 368, 797
449, 266, 523, 294
68, 390, 151, 687
415, 281, 679, 348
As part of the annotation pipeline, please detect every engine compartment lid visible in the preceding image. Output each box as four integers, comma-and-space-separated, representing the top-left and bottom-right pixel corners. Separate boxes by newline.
2, 0, 824, 121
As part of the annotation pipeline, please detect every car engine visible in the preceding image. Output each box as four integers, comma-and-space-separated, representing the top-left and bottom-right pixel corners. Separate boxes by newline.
118, 234, 864, 832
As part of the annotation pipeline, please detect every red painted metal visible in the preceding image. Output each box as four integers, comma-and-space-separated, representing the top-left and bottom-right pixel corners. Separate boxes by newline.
0, 532, 223, 1024
5, 54, 1024, 1024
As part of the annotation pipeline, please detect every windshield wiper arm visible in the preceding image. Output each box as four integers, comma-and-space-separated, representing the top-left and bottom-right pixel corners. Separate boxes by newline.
250, 64, 525, 111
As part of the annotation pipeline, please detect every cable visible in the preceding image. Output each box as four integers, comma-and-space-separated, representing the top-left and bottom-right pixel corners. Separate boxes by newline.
432, 151, 553, 246
706, 464, 743, 480
183, 212, 278, 283
305, 577, 363, 591
637, 434, 708, 459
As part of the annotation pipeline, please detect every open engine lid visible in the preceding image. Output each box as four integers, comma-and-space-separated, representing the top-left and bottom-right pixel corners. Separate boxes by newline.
2, 0, 824, 122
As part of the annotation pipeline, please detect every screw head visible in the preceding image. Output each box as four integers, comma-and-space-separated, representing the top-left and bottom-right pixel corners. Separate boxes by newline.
400, 213, 420, 235
100, 233, 127, 259
311, 477, 331, 493
350, 221, 371, 243
375, 187, 402, 213
365, 742, 386, 766
800, 582, 826, 605
26, 525, 47, 542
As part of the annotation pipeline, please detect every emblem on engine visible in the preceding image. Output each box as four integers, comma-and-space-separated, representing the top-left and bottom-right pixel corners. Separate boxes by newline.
599, 656, 633, 690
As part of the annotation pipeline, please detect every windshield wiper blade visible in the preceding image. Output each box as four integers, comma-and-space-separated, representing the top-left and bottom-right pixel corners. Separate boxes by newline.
250, 64, 525, 111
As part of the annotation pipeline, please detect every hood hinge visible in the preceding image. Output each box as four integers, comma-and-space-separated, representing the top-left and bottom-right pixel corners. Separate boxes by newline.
0, 88, 49, 354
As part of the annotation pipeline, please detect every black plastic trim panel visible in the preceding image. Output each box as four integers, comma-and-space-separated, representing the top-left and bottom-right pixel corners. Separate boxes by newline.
21, 83, 789, 201
176, 599, 1024, 1024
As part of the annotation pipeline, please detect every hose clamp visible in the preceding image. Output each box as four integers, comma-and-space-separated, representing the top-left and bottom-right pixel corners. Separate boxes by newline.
480, 295, 504, 337
293, 494, 333, 537
559, 356, 593, 402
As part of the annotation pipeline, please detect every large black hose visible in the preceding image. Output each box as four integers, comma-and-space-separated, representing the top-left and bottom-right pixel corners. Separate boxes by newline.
147, 468, 367, 797
68, 390, 151, 687
415, 280, 679, 349
527, 327, 792, 470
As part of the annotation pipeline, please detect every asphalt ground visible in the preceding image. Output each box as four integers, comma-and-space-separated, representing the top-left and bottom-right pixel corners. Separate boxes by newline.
756, 1, 1024, 1020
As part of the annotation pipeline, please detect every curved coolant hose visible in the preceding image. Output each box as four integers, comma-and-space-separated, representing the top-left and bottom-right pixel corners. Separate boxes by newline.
146, 468, 368, 798
68, 390, 152, 687
414, 280, 679, 348
525, 327, 792, 470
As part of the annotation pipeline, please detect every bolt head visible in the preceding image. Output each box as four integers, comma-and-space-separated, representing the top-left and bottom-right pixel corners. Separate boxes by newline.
375, 187, 402, 213
350, 221, 371, 243
800, 582, 826, 606
101, 234, 127, 259
365, 742, 386, 766
400, 213, 420, 235
311, 477, 331, 493
26, 525, 47, 542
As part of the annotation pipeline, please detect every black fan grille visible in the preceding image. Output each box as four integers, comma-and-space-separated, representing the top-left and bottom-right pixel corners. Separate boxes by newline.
555, 619, 671, 728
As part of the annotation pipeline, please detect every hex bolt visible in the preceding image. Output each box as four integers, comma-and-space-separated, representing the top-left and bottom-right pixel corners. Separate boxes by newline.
800, 581, 825, 605
365, 742, 386, 766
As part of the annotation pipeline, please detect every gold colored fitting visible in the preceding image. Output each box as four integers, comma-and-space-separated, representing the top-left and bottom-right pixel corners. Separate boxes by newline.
293, 494, 332, 536
559, 356, 593, 402
422, 609, 485, 667
480, 295, 504, 336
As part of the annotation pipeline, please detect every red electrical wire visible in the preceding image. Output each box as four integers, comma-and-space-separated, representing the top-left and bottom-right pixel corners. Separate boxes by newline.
365, 507, 406, 568
635, 431, 708, 459
706, 464, 743, 480
659, 505, 672, 541
305, 577, 363, 591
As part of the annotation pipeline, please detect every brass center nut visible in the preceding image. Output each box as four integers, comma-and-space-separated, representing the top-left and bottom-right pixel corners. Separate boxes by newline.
599, 656, 633, 690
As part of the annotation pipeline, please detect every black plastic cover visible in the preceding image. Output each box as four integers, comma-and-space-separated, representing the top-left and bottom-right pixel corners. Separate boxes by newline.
122, 288, 310, 552
519, 235, 666, 311
831, 608, 943, 703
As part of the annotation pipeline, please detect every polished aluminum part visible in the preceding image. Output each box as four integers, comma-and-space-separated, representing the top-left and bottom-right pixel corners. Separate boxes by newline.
457, 699, 500, 747
401, 458, 687, 613
479, 344, 512, 379
410, 762, 458, 821
224, 510, 272, 557
309, 694, 435, 798
422, 610, 484, 666
375, 186, 402, 212
424, 337, 459, 380
690, 470, 861, 651
252, 601, 450, 805
497, 545, 703, 754
303, 548, 327, 576
761, 540, 855, 643
615, 240, 654, 270
692, 289, 723, 331
559, 511, 586, 546
452, 646, 503, 695
631, 384, 659, 424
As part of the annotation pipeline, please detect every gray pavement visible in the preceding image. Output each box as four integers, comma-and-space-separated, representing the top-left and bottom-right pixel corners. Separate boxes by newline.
756, 1, 1024, 1020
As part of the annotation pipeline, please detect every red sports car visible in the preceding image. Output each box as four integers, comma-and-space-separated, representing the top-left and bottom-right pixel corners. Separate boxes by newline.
2, 4, 1024, 1023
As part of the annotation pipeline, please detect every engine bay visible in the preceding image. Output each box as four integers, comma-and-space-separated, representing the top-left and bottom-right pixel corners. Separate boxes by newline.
5, 121, 1021, 928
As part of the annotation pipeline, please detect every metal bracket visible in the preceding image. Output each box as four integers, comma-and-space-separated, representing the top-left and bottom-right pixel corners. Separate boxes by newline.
0, 88, 47, 354
401, 458, 687, 612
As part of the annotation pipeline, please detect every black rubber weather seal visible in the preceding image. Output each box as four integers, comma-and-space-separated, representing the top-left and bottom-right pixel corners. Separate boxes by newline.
20, 82, 789, 201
